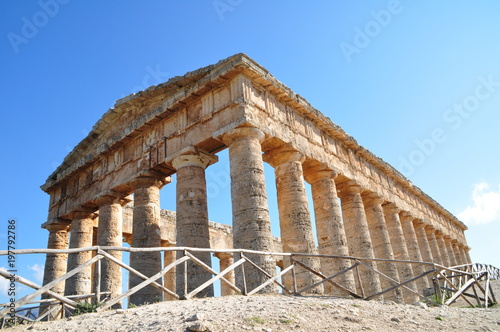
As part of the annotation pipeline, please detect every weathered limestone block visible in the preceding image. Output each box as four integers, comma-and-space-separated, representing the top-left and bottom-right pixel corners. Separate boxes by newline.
400, 212, 430, 290
129, 174, 170, 306
65, 210, 95, 296
305, 169, 356, 296
173, 151, 216, 298
267, 148, 322, 294
215, 253, 236, 296
382, 203, 418, 303
222, 127, 276, 293
95, 193, 130, 307
362, 193, 403, 303
337, 182, 382, 298
425, 226, 443, 265
42, 224, 69, 296
435, 231, 451, 267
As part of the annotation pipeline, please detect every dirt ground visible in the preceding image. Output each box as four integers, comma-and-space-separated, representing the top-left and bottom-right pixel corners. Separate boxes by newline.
5, 281, 500, 332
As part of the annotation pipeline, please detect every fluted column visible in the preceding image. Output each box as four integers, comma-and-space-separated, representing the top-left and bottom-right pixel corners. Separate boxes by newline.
173, 151, 216, 298
221, 127, 275, 293
129, 174, 170, 306
65, 210, 95, 296
464, 246, 472, 264
413, 220, 434, 263
215, 253, 236, 296
436, 231, 451, 267
400, 212, 429, 290
444, 236, 457, 267
451, 240, 464, 266
362, 193, 403, 302
42, 224, 70, 296
266, 149, 322, 293
337, 182, 382, 297
95, 193, 129, 307
425, 226, 443, 265
382, 203, 418, 303
305, 169, 356, 295
458, 245, 468, 265
40, 223, 69, 319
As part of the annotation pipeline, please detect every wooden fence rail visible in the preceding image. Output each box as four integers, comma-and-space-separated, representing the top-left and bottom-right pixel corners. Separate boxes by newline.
0, 246, 497, 327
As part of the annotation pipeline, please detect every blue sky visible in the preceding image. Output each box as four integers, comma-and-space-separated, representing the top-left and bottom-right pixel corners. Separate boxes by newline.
1, 1, 500, 302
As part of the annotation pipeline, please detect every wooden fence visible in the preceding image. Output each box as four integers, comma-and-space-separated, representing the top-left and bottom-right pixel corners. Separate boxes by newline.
0, 246, 497, 327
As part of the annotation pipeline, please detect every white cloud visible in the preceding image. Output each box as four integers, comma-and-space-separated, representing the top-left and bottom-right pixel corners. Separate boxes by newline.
458, 182, 500, 225
28, 264, 44, 284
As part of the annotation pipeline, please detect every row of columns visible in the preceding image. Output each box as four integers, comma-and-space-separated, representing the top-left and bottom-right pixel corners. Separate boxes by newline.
42, 125, 472, 306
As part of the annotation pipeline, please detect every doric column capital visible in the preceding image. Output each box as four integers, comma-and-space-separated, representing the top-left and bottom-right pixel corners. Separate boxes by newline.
412, 219, 426, 228
67, 209, 97, 221
221, 126, 265, 146
214, 252, 234, 259
130, 172, 171, 190
172, 150, 217, 170
45, 223, 70, 232
264, 147, 305, 167
435, 231, 444, 239
399, 211, 414, 223
361, 192, 385, 206
424, 225, 436, 234
303, 169, 339, 184
336, 181, 363, 199
95, 191, 132, 207
382, 202, 401, 215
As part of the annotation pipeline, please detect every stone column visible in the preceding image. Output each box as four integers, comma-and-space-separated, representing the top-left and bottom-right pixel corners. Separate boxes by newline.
435, 231, 451, 267
65, 210, 95, 296
337, 182, 382, 297
129, 174, 170, 306
458, 245, 468, 265
451, 240, 463, 266
362, 193, 403, 302
464, 246, 472, 264
42, 224, 70, 296
162, 242, 176, 301
413, 220, 434, 263
172, 151, 216, 298
444, 236, 457, 267
95, 193, 129, 307
425, 226, 442, 265
267, 149, 322, 293
305, 170, 356, 296
222, 127, 276, 293
41, 223, 69, 319
400, 212, 430, 290
382, 203, 418, 303
215, 253, 236, 296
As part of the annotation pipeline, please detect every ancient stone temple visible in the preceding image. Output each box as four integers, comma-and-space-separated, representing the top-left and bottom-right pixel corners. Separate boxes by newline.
40, 54, 471, 305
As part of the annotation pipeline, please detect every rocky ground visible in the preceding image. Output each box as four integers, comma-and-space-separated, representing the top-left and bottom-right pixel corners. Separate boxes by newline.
6, 281, 500, 332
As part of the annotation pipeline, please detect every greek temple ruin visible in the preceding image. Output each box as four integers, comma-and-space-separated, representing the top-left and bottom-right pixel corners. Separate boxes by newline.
40, 53, 471, 306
